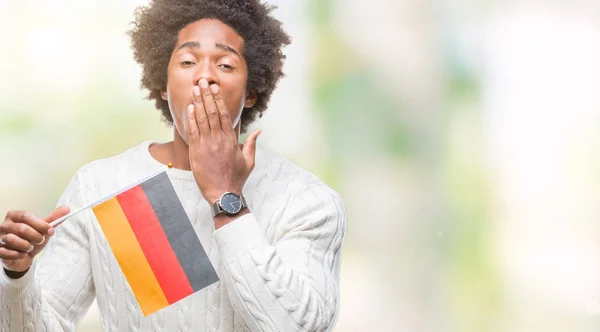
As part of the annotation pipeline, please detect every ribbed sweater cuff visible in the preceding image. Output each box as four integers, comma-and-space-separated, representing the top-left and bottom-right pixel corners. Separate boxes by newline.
213, 213, 266, 263
0, 263, 36, 301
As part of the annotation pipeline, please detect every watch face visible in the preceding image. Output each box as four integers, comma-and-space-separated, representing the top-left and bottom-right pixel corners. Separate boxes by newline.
220, 193, 242, 214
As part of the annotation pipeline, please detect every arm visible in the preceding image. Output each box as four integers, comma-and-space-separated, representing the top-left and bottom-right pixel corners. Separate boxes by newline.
214, 184, 346, 332
0, 172, 95, 332
184, 80, 345, 330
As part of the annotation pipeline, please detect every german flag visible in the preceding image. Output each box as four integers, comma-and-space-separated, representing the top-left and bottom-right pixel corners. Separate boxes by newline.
92, 171, 219, 316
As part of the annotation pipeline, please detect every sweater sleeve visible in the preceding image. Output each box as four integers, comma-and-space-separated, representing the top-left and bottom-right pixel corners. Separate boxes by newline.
213, 183, 346, 332
0, 171, 95, 332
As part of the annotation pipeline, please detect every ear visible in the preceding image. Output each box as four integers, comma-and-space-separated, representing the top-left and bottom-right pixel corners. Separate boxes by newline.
244, 89, 257, 108
161, 90, 168, 101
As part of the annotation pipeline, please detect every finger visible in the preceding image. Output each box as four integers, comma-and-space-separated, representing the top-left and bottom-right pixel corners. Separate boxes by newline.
242, 129, 262, 171
44, 206, 70, 223
1, 259, 15, 268
5, 222, 45, 246
4, 210, 50, 237
43, 206, 70, 236
199, 79, 220, 135
211, 84, 235, 136
186, 104, 201, 146
33, 235, 46, 246
193, 85, 210, 136
0, 234, 33, 253
0, 247, 28, 260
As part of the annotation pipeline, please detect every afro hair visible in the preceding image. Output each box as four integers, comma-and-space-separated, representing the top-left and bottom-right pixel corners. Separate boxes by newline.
128, 0, 291, 133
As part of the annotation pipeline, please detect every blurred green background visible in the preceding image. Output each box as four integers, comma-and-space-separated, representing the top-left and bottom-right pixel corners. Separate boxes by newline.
1, 0, 600, 331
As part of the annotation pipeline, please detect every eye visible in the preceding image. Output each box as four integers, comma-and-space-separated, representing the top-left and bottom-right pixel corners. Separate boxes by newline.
218, 64, 234, 71
181, 61, 196, 67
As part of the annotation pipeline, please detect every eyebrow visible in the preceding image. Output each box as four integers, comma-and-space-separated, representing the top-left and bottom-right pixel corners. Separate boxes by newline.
175, 41, 241, 58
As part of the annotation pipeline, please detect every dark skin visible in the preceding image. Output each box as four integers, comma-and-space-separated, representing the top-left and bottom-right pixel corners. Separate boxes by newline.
2, 19, 261, 277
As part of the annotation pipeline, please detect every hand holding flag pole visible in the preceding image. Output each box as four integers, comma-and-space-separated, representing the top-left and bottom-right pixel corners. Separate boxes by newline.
47, 164, 219, 316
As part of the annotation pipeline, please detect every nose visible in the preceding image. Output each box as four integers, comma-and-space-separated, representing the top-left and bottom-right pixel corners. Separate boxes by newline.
193, 60, 219, 86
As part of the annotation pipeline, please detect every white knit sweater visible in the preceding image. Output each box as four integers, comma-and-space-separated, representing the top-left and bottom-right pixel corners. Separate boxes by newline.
0, 141, 346, 332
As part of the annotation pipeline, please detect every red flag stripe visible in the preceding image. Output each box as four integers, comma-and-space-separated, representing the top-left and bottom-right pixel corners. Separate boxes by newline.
117, 185, 194, 304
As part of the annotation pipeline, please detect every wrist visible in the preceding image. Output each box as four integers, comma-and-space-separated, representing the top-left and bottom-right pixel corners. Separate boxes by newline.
209, 190, 248, 227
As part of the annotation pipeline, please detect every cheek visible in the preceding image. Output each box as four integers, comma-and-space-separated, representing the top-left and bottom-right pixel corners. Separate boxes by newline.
224, 96, 246, 128
223, 84, 248, 121
225, 97, 244, 114
165, 65, 192, 110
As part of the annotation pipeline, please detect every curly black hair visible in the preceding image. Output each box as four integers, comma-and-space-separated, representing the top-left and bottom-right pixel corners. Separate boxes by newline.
128, 0, 291, 133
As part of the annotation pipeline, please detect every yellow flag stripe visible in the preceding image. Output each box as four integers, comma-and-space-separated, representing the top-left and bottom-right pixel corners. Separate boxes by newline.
93, 197, 169, 316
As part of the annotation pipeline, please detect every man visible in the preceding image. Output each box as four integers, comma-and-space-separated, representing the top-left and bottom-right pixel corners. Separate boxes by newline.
0, 0, 346, 331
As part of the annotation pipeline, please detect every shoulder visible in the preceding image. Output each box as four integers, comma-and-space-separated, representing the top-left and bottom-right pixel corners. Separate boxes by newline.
251, 147, 346, 246
251, 146, 346, 215
67, 141, 157, 199
78, 141, 152, 177
77, 141, 157, 179
253, 146, 331, 190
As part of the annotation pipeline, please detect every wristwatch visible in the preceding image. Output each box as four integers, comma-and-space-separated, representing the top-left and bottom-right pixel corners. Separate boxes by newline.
211, 192, 247, 218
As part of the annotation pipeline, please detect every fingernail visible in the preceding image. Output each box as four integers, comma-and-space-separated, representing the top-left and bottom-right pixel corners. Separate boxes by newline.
34, 235, 46, 245
47, 227, 54, 236
210, 84, 219, 93
27, 245, 34, 253
193, 86, 200, 96
200, 79, 209, 88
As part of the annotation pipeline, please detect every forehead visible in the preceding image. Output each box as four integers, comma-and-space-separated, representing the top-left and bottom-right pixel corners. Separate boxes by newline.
176, 19, 244, 50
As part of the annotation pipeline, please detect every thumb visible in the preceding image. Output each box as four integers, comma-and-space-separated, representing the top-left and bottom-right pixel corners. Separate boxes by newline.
44, 206, 71, 224
242, 129, 262, 170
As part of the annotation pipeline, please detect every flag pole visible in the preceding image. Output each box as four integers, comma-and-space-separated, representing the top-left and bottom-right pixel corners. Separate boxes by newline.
50, 167, 168, 228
